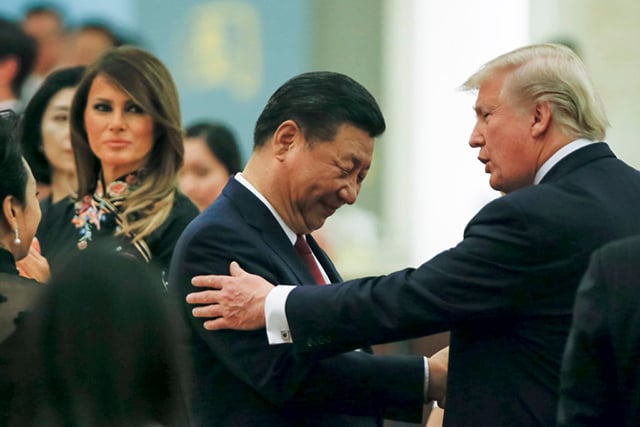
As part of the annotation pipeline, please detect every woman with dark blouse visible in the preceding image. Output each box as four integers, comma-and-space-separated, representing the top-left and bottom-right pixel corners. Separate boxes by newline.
7, 245, 192, 427
37, 46, 198, 284
0, 110, 46, 424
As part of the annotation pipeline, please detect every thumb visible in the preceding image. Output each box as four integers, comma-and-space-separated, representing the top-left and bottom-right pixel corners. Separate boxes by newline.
31, 236, 41, 252
229, 261, 245, 276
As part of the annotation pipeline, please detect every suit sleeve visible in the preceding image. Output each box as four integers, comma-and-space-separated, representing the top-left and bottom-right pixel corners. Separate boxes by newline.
557, 248, 617, 426
170, 221, 425, 422
286, 195, 587, 355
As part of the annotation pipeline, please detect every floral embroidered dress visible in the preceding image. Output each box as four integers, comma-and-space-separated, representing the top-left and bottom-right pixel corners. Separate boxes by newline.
71, 172, 152, 261
37, 171, 199, 284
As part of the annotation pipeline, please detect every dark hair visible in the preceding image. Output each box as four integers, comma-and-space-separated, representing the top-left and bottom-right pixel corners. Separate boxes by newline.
0, 16, 37, 97
253, 71, 386, 148
73, 19, 122, 46
185, 121, 242, 174
10, 245, 191, 426
18, 66, 85, 185
0, 109, 28, 205
23, 3, 65, 23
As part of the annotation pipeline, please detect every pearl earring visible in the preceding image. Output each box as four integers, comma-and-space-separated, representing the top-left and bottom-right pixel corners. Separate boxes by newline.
13, 224, 21, 245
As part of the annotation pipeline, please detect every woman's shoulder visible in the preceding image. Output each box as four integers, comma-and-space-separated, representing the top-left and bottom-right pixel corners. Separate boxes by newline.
0, 273, 44, 343
0, 272, 41, 287
39, 196, 76, 226
36, 196, 79, 256
152, 191, 198, 236
172, 191, 199, 217
164, 191, 199, 228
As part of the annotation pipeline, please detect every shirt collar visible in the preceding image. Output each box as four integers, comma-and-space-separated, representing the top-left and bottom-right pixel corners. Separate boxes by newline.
234, 173, 297, 245
534, 139, 598, 185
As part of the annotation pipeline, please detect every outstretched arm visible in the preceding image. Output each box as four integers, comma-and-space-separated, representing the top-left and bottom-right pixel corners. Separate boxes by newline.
187, 262, 450, 399
179, 238, 426, 423
428, 346, 449, 408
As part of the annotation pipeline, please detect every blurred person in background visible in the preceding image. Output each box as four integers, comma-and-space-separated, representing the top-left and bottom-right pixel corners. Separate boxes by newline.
60, 20, 121, 67
0, 16, 37, 114
19, 65, 85, 208
558, 235, 640, 426
20, 3, 67, 103
0, 109, 47, 425
37, 46, 198, 285
8, 244, 191, 427
179, 120, 242, 211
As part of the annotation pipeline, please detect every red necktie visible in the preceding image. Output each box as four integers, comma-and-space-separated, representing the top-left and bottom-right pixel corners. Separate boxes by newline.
294, 235, 326, 285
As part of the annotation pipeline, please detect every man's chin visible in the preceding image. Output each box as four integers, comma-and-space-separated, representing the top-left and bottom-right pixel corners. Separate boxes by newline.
308, 217, 327, 233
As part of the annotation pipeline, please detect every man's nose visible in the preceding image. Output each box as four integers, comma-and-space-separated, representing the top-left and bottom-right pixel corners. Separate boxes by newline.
468, 125, 484, 148
339, 180, 359, 205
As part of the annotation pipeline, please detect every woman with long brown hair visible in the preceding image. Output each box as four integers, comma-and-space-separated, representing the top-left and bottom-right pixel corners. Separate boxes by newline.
37, 46, 198, 284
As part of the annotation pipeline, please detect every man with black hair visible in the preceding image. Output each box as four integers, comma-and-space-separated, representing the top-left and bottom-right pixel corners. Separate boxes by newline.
20, 4, 67, 103
171, 71, 441, 426
0, 16, 37, 114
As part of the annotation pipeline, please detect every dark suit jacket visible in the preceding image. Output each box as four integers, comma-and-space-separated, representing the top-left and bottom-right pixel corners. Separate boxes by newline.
283, 143, 640, 426
558, 235, 640, 426
169, 178, 425, 426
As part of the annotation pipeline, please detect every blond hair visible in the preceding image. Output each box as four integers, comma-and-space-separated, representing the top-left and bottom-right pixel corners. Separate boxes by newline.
462, 43, 609, 141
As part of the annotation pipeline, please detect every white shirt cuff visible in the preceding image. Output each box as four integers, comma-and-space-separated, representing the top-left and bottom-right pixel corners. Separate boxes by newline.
265, 285, 296, 344
424, 356, 430, 402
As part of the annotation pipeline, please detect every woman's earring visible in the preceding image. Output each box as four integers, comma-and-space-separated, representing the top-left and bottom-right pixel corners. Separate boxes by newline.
13, 223, 21, 245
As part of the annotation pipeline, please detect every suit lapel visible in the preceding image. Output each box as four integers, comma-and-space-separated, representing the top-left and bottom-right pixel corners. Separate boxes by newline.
223, 178, 331, 286
307, 234, 342, 283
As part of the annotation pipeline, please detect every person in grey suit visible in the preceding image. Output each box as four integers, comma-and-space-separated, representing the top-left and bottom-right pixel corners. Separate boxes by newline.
558, 235, 640, 426
185, 43, 640, 426
170, 71, 438, 426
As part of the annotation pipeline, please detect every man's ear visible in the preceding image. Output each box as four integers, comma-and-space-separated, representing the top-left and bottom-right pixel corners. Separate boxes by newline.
531, 101, 552, 138
272, 120, 302, 160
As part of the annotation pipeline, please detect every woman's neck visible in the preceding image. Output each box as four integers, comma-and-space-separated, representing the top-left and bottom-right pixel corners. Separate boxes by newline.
102, 163, 144, 186
50, 169, 77, 203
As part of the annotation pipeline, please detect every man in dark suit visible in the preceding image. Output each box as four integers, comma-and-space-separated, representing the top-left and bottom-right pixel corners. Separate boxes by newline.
558, 235, 640, 426
170, 72, 434, 426
186, 44, 640, 426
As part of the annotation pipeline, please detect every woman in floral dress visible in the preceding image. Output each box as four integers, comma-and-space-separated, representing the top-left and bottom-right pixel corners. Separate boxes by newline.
37, 46, 198, 286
